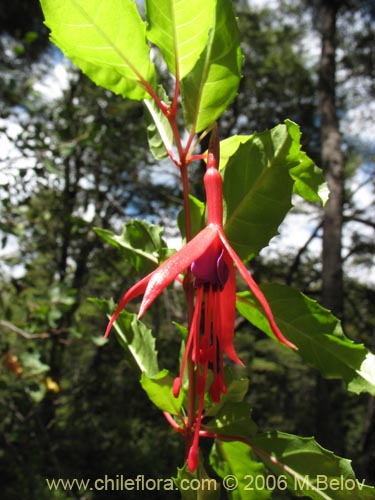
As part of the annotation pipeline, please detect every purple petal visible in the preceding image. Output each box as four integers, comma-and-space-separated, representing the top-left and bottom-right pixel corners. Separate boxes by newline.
191, 238, 229, 290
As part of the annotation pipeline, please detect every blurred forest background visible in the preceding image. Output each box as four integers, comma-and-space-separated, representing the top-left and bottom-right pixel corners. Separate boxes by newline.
0, 0, 374, 498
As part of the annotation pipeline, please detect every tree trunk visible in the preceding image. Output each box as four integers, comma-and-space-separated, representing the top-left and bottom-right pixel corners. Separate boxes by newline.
319, 0, 344, 318
316, 0, 345, 455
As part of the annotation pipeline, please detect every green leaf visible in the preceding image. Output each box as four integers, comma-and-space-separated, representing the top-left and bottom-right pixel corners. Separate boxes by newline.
181, 0, 242, 133
27, 383, 48, 403
94, 220, 168, 273
222, 132, 293, 261
90, 335, 108, 347
20, 351, 49, 377
251, 431, 375, 500
141, 369, 183, 415
286, 120, 328, 205
204, 402, 257, 439
40, 0, 156, 100
91, 298, 159, 377
144, 85, 173, 160
205, 369, 249, 417
178, 194, 205, 240
113, 311, 159, 377
236, 284, 375, 396
210, 441, 272, 500
145, 0, 215, 79
174, 460, 221, 499
219, 134, 253, 168
221, 122, 327, 261
172, 321, 188, 340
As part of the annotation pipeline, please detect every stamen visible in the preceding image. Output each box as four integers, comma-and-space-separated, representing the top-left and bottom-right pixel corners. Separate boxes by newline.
187, 361, 208, 472
173, 287, 204, 398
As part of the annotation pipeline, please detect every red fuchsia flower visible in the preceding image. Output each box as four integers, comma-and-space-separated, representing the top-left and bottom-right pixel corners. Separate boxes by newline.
104, 128, 296, 472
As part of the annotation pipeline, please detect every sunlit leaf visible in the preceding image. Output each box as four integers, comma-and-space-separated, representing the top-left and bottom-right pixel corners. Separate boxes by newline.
145, 0, 215, 79
144, 85, 173, 160
94, 220, 168, 273
205, 368, 249, 417
91, 298, 159, 377
236, 284, 375, 396
204, 402, 257, 439
174, 460, 221, 499
251, 431, 375, 500
40, 0, 156, 99
141, 369, 183, 415
221, 121, 326, 261
20, 351, 49, 376
286, 121, 328, 205
181, 0, 242, 133
178, 194, 205, 240
210, 440, 272, 500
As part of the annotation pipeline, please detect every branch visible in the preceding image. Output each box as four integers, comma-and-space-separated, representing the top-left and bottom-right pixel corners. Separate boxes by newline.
343, 215, 375, 230
287, 221, 323, 285
0, 320, 50, 340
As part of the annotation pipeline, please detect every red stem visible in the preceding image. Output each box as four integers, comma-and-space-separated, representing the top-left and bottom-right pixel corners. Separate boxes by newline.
167, 68, 196, 455
163, 412, 186, 433
165, 73, 185, 164
179, 161, 196, 455
153, 70, 197, 461
183, 128, 196, 161
172, 74, 180, 117
144, 83, 170, 115
187, 154, 206, 164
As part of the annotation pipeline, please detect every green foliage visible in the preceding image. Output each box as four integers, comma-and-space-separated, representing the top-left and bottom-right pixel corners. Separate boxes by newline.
178, 194, 205, 239
204, 402, 257, 439
251, 432, 375, 500
237, 284, 375, 396
211, 432, 375, 500
221, 120, 326, 261
210, 441, 272, 500
174, 462, 221, 499
180, 0, 242, 132
19, 351, 49, 376
2, 1, 374, 498
144, 85, 174, 159
145, 0, 216, 79
40, 0, 156, 99
205, 370, 249, 417
92, 299, 159, 377
94, 219, 169, 274
141, 369, 184, 415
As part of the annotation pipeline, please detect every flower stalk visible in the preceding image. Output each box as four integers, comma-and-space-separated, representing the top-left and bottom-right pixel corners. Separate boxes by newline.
104, 124, 296, 472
